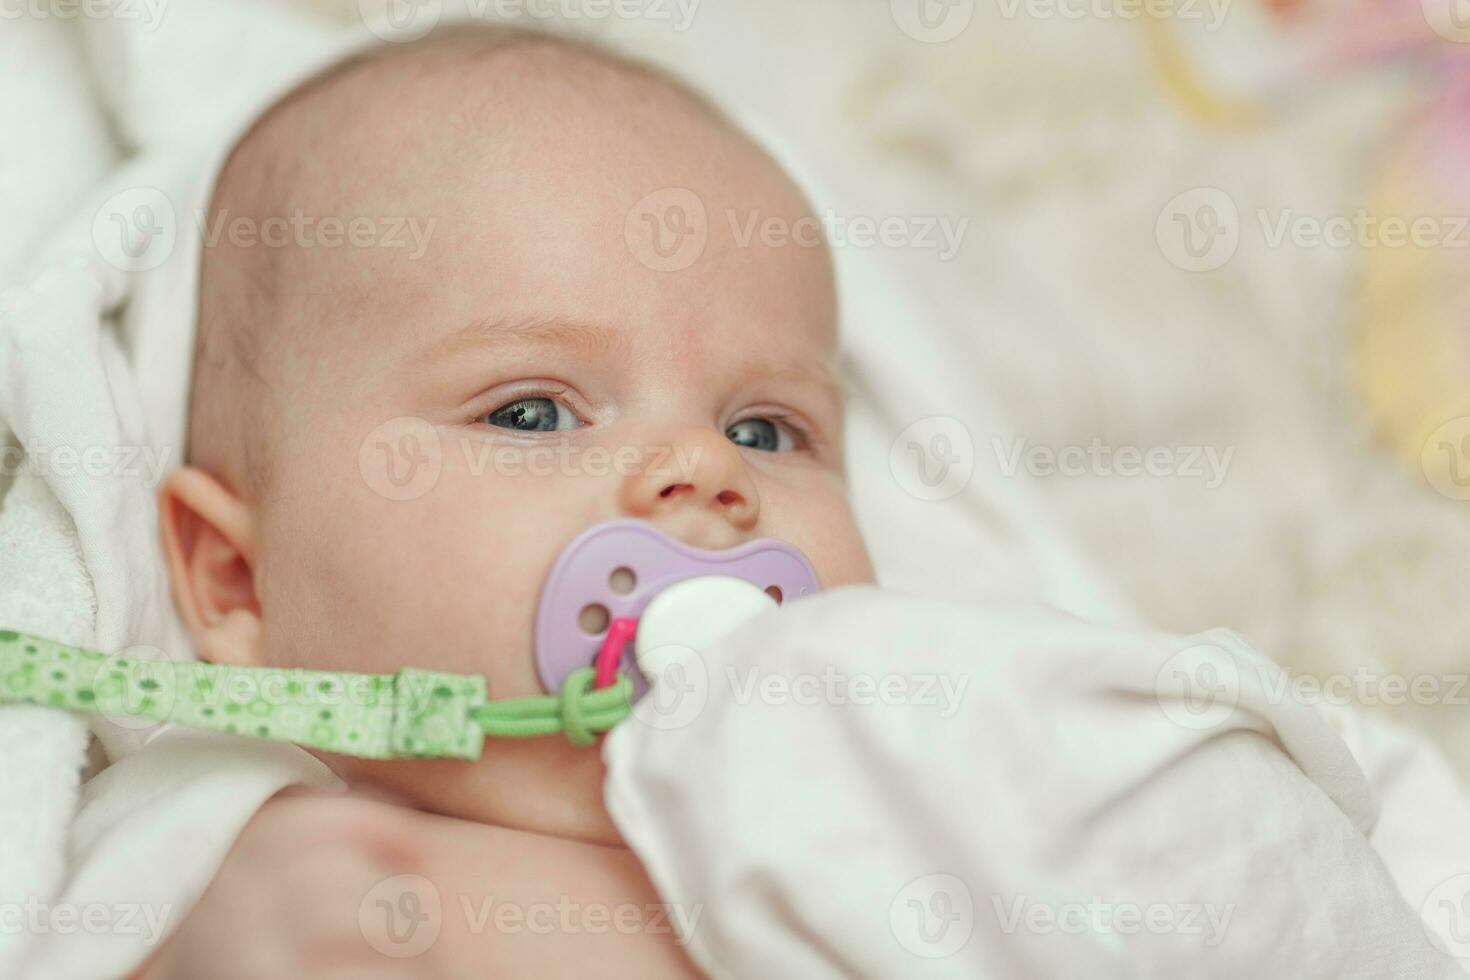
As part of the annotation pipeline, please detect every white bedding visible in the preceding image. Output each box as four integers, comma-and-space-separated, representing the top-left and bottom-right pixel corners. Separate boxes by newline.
2, 2, 1468, 978
606, 587, 1470, 978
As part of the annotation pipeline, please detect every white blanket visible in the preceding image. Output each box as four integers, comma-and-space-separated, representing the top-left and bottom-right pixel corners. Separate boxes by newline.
0, 4, 355, 977
606, 588, 1470, 978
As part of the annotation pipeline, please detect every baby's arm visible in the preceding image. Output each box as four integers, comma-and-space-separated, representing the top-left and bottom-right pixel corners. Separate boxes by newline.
134, 789, 701, 980
412, 794, 703, 978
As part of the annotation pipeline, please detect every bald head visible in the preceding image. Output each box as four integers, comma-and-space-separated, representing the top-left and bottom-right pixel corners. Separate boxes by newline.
187, 25, 752, 496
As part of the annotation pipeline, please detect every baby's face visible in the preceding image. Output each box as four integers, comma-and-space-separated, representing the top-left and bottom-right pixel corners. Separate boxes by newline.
182, 43, 873, 843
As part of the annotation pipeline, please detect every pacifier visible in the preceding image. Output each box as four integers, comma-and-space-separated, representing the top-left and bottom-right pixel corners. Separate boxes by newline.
534, 520, 820, 699
0, 520, 820, 762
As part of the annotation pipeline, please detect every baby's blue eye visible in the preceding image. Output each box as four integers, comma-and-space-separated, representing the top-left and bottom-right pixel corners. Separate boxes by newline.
485, 397, 580, 433
726, 418, 794, 452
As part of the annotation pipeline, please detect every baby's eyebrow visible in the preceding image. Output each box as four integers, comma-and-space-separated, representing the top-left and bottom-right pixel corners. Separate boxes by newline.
415, 311, 844, 406
738, 359, 846, 407
415, 314, 628, 365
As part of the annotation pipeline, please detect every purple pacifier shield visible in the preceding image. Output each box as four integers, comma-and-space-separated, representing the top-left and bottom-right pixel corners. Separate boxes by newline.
534, 520, 820, 698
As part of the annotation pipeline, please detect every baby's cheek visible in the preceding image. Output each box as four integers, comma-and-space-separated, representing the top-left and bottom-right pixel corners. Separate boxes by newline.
378, 444, 596, 691
762, 476, 875, 588
251, 455, 507, 684
813, 513, 877, 587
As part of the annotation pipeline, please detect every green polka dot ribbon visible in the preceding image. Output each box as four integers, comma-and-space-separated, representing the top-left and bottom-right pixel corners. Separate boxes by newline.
0, 629, 631, 760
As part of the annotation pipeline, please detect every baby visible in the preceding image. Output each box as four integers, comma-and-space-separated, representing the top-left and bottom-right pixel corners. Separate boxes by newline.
146, 22, 873, 977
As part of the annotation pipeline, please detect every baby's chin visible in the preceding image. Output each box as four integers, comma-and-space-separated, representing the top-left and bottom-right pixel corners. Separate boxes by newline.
313, 736, 626, 845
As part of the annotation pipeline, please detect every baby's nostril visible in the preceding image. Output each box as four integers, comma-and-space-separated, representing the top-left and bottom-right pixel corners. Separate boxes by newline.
765, 585, 783, 604
716, 490, 742, 508
609, 567, 636, 595
578, 603, 610, 635
659, 483, 693, 499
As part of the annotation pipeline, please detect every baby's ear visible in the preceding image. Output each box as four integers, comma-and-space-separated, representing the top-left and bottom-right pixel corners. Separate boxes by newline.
158, 467, 263, 668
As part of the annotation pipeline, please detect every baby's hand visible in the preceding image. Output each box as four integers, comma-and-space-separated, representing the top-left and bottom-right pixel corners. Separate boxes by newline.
132, 787, 458, 980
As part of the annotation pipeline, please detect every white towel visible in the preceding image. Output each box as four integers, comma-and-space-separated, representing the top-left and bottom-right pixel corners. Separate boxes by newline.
0, 22, 129, 938
0, 4, 355, 976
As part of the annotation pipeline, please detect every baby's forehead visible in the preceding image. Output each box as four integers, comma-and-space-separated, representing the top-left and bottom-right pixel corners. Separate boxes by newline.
207, 31, 828, 337
190, 28, 838, 489
222, 32, 738, 219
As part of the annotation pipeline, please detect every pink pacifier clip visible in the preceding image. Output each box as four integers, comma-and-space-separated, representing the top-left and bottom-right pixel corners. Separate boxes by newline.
593, 617, 637, 690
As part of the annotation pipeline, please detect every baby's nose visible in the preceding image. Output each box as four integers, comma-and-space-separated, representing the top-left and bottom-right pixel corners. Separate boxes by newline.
616, 427, 759, 534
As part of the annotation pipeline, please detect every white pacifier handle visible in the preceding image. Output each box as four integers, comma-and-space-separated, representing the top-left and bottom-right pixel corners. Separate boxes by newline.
634, 576, 777, 687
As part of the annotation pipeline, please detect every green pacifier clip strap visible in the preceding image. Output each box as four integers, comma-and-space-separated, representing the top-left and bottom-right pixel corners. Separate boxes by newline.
0, 629, 631, 761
